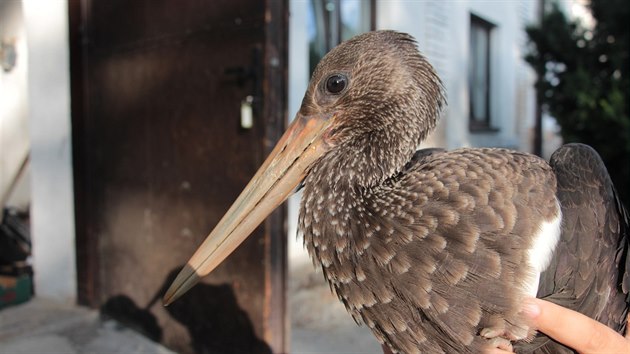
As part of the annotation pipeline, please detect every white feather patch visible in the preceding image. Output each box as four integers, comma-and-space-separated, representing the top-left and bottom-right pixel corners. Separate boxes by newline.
525, 202, 562, 297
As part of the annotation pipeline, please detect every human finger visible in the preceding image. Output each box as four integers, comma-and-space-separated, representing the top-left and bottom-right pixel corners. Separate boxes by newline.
523, 298, 630, 354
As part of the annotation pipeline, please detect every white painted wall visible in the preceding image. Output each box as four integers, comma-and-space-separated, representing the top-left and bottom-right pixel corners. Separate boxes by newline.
288, 0, 310, 267
23, 0, 76, 303
0, 0, 30, 211
378, 0, 541, 152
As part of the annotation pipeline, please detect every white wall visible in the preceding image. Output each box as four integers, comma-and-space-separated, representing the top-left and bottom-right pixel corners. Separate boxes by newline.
23, 0, 76, 303
378, 0, 540, 152
0, 0, 30, 210
288, 0, 309, 267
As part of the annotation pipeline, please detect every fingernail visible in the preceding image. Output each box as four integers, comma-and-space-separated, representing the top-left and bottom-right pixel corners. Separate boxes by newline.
522, 298, 541, 318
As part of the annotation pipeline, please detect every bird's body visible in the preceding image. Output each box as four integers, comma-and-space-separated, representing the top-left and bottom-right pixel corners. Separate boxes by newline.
301, 147, 562, 353
164, 30, 629, 354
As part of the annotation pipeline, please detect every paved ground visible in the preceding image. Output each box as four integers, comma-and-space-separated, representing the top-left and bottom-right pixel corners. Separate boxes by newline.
0, 234, 381, 354
0, 292, 380, 354
0, 298, 174, 354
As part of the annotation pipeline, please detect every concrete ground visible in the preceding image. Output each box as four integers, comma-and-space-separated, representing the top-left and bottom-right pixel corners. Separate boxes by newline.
0, 298, 174, 354
0, 228, 381, 354
0, 264, 381, 354
0, 288, 380, 354
0, 258, 381, 354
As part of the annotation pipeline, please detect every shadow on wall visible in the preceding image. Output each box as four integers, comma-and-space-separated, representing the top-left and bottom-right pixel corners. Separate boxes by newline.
100, 266, 272, 354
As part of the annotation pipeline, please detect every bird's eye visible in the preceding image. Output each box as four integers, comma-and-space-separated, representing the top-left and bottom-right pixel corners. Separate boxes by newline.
325, 74, 348, 94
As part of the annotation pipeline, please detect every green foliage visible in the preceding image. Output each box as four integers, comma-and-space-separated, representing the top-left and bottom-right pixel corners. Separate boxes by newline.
525, 0, 630, 202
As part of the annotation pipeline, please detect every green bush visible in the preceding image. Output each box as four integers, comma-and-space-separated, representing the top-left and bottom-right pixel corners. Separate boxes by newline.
525, 0, 629, 202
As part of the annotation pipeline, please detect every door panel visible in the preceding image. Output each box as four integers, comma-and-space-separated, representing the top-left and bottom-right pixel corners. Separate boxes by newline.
69, 1, 287, 352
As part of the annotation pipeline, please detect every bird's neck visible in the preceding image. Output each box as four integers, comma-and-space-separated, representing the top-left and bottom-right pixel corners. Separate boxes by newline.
319, 125, 418, 188
299, 144, 407, 270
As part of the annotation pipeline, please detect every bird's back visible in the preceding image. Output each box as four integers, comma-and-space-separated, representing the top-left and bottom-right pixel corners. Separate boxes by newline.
517, 143, 630, 354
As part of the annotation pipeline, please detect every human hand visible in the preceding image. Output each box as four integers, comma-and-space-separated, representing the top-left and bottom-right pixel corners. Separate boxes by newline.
486, 298, 630, 354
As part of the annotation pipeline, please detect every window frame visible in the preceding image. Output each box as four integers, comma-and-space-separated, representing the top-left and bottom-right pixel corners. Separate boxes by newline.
308, 0, 376, 74
468, 14, 498, 132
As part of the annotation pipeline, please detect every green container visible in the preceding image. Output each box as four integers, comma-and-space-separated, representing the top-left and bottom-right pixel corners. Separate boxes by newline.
0, 274, 32, 310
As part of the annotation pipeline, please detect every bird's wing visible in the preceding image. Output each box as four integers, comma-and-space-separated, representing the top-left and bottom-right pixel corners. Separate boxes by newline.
409, 148, 447, 165
521, 143, 629, 353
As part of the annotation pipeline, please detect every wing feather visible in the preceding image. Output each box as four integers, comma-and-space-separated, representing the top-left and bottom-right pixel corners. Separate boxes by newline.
521, 143, 629, 353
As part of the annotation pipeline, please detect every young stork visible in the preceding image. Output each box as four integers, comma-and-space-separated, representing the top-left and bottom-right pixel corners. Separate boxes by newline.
163, 31, 629, 353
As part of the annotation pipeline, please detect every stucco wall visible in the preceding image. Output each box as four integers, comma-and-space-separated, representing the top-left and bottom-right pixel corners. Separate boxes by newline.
0, 0, 30, 210
23, 0, 76, 303
378, 0, 540, 152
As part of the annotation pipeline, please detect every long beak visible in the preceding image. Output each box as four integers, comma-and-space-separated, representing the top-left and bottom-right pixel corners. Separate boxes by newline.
163, 112, 336, 305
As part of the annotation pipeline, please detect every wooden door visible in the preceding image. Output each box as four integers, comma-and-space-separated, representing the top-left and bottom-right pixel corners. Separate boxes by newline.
69, 1, 287, 353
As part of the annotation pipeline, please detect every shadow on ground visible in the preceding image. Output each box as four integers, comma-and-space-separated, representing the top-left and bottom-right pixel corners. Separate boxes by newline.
100, 266, 271, 354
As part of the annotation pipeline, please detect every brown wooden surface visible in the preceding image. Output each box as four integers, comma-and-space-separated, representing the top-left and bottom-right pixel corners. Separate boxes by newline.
69, 0, 288, 352
261, 0, 289, 350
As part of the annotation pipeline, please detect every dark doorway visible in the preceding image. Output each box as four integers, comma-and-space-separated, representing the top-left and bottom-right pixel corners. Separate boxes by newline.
69, 1, 288, 352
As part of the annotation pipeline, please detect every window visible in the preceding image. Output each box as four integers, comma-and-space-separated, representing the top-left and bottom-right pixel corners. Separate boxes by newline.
469, 14, 495, 131
308, 0, 375, 74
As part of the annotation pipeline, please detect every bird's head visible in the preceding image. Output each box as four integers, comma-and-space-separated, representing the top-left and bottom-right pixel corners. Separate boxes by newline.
303, 31, 443, 143
163, 31, 445, 304
300, 31, 445, 185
